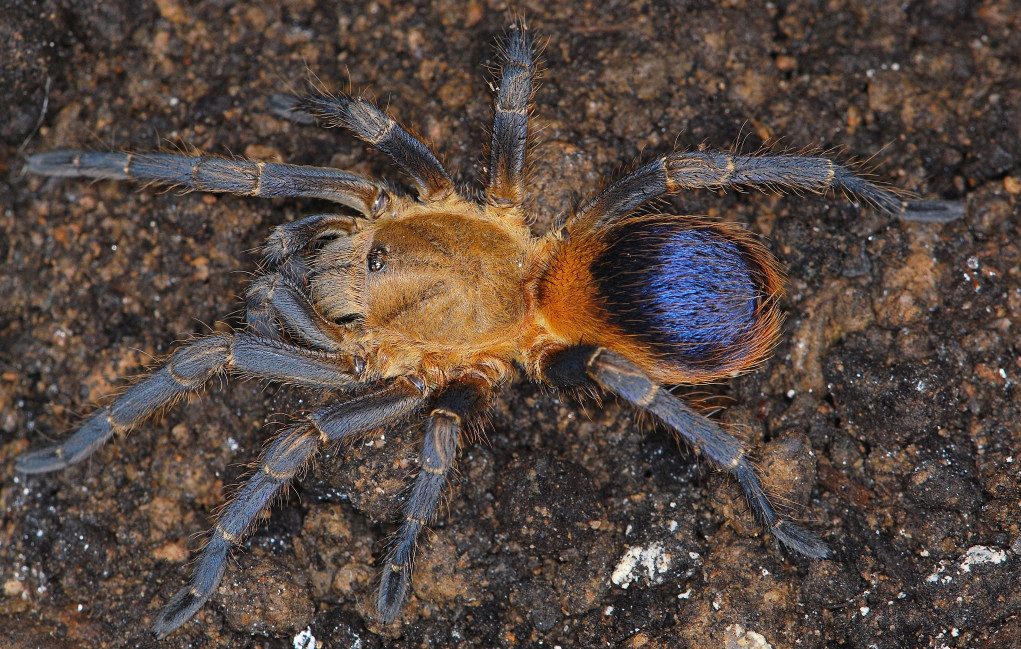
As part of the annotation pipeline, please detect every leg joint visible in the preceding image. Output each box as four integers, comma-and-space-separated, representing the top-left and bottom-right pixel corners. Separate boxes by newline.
214, 523, 239, 544
262, 463, 293, 481
429, 407, 461, 423
726, 449, 746, 469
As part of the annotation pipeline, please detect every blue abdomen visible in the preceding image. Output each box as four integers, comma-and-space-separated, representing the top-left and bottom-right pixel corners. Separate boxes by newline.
590, 216, 782, 377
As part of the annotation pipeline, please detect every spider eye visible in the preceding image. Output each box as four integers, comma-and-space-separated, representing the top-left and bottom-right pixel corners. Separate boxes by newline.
367, 246, 387, 272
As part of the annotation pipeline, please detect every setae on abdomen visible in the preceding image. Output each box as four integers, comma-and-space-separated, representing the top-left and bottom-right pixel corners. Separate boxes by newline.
538, 215, 784, 384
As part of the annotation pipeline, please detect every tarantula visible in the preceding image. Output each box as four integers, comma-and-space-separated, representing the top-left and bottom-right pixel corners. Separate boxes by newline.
18, 22, 961, 637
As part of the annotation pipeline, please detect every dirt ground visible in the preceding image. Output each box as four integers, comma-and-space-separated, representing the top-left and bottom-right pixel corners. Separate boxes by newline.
2, 1, 1019, 648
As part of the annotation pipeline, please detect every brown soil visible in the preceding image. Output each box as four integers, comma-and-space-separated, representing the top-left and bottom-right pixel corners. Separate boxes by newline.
2, 1, 1019, 648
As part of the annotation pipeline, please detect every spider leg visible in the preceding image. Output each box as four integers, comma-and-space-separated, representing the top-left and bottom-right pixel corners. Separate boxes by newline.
262, 212, 365, 267
246, 257, 309, 340
26, 150, 390, 218
15, 334, 363, 474
152, 377, 427, 638
275, 92, 455, 202
542, 346, 829, 559
377, 376, 491, 623
575, 150, 965, 228
245, 271, 345, 351
486, 20, 536, 210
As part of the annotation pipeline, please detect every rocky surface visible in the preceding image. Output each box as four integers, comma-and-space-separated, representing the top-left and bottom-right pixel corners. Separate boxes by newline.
1, 1, 1018, 648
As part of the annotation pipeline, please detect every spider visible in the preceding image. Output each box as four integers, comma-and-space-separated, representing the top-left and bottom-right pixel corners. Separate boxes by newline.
17, 21, 962, 638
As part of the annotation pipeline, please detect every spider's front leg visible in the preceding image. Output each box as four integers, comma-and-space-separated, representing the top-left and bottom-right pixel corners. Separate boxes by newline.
486, 19, 537, 211
152, 377, 428, 638
377, 375, 493, 623
248, 210, 370, 344
26, 150, 390, 217
261, 212, 367, 267
274, 91, 456, 201
541, 346, 829, 559
246, 266, 348, 351
15, 334, 362, 473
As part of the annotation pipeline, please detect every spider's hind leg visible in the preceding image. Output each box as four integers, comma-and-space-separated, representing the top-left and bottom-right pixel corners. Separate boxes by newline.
541, 346, 829, 559
152, 377, 426, 638
377, 375, 492, 623
574, 149, 965, 228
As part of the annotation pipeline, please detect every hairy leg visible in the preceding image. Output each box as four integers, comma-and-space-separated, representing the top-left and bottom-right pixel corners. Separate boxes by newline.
486, 20, 536, 210
274, 92, 455, 201
574, 149, 965, 228
152, 377, 427, 637
261, 213, 366, 267
542, 346, 828, 558
377, 375, 491, 622
26, 150, 389, 217
245, 271, 346, 351
15, 334, 363, 473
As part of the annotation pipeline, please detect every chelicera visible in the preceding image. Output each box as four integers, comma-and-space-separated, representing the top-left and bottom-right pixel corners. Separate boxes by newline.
18, 21, 961, 637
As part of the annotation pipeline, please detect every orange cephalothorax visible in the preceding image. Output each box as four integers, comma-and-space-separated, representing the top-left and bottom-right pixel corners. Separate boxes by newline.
361, 210, 532, 347
312, 201, 534, 355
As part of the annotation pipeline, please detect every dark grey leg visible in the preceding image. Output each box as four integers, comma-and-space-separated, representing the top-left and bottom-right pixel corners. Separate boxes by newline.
245, 272, 344, 351
15, 334, 363, 474
277, 92, 455, 202
376, 376, 490, 622
542, 346, 829, 559
486, 20, 536, 209
26, 150, 389, 217
262, 213, 364, 267
152, 377, 427, 638
574, 150, 965, 227
245, 256, 309, 340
